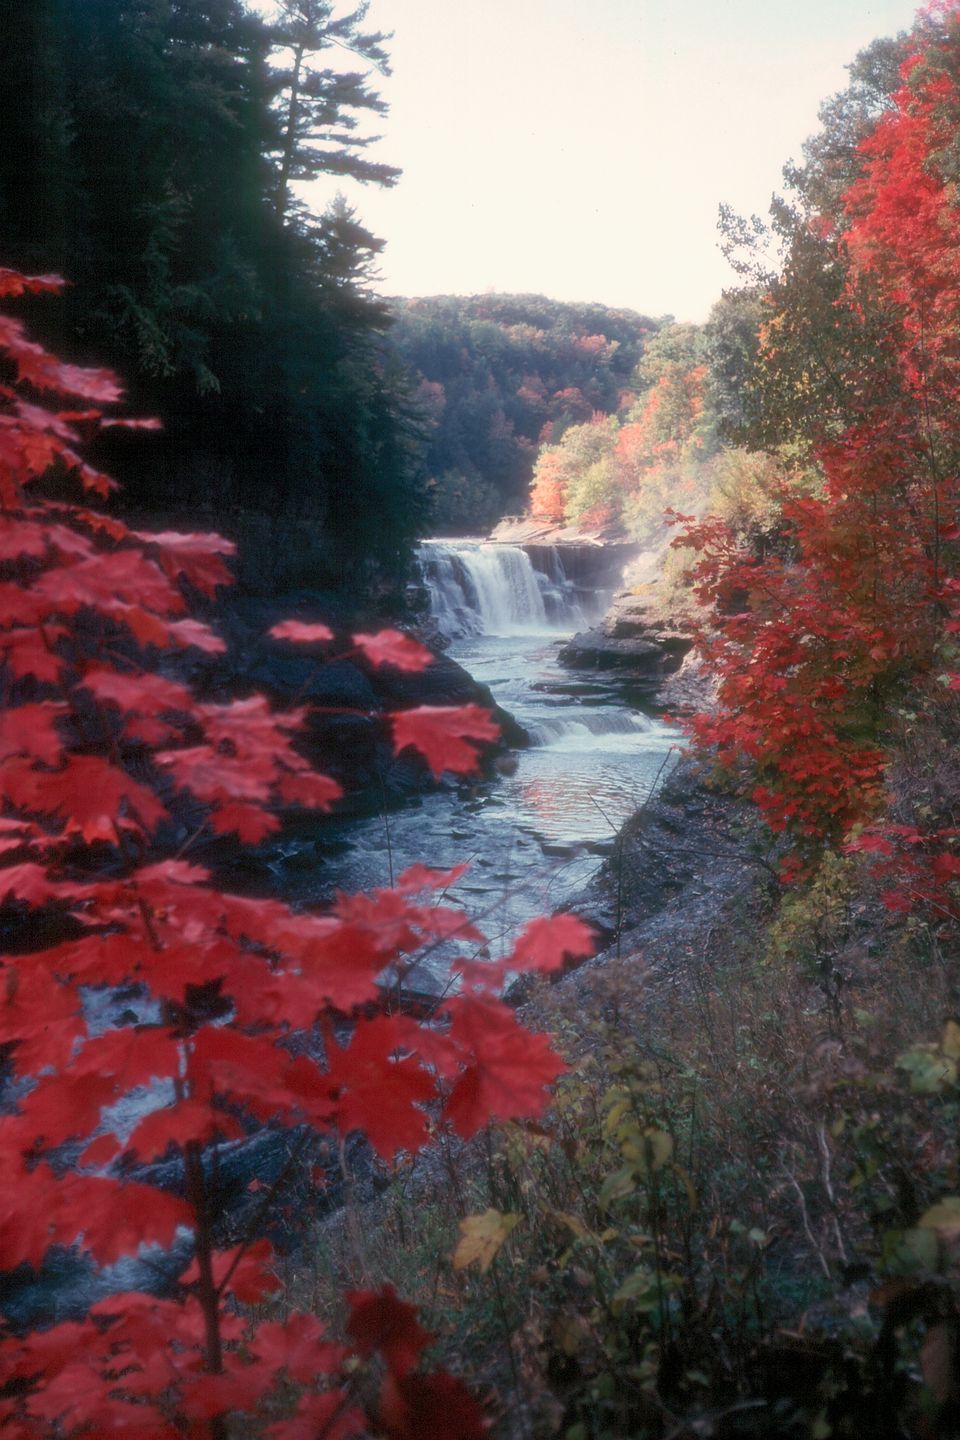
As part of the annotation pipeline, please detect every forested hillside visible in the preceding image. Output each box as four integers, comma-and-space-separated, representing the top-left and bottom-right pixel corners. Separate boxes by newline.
0, 0, 427, 590
7, 1, 960, 1436
387, 293, 660, 532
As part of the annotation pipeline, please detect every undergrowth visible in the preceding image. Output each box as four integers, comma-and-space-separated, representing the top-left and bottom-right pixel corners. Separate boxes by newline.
294, 844, 960, 1438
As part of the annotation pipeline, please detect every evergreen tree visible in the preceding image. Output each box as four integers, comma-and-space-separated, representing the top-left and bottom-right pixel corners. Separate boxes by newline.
268, 1, 399, 218
0, 0, 423, 590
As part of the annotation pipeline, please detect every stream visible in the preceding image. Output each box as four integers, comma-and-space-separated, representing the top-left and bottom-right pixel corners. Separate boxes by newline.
291, 539, 681, 978
2, 540, 681, 1331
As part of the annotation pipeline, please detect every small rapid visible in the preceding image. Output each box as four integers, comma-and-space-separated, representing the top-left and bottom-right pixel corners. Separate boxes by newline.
279, 539, 679, 984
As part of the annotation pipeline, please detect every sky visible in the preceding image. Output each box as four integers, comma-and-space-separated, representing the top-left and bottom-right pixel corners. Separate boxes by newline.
296, 0, 924, 322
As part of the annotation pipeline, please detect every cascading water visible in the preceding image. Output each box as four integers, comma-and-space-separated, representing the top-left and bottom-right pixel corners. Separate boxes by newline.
284, 537, 678, 985
418, 539, 582, 636
416, 534, 676, 798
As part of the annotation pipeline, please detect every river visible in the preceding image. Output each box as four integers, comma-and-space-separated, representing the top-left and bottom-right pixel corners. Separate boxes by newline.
1, 540, 681, 1330
293, 539, 681, 982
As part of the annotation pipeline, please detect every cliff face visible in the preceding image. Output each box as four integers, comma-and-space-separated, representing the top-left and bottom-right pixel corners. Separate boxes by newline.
550, 547, 696, 690
487, 516, 642, 597
488, 515, 628, 547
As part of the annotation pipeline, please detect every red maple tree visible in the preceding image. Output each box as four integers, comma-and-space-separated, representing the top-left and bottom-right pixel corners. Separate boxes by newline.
0, 270, 594, 1436
673, 13, 960, 883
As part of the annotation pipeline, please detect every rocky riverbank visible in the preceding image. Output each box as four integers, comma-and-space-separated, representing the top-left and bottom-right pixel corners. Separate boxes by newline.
561, 754, 776, 992
555, 549, 715, 715
192, 591, 528, 820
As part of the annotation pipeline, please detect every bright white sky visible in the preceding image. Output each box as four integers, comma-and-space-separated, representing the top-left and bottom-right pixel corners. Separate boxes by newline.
296, 0, 924, 321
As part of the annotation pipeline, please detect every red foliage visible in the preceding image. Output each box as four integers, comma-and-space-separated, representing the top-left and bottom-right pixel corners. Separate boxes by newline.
673, 20, 960, 873
353, 627, 434, 672
391, 703, 501, 778
0, 272, 588, 1435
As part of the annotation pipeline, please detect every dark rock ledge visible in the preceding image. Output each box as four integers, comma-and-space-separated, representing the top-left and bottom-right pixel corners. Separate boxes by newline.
558, 583, 691, 676
186, 592, 529, 821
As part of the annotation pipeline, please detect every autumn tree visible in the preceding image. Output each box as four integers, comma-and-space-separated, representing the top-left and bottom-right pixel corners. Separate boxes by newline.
529, 414, 618, 527
388, 294, 657, 530
0, 271, 594, 1435
709, 34, 914, 460
676, 5, 960, 858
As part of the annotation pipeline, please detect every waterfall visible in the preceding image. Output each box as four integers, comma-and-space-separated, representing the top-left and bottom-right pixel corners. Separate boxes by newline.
418, 540, 584, 638
524, 710, 654, 749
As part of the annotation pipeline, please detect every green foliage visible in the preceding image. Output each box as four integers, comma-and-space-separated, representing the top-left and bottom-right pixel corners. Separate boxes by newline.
0, 0, 426, 588
764, 851, 858, 996
426, 469, 504, 536
388, 294, 658, 528
709, 36, 911, 460
631, 320, 704, 390
270, 0, 399, 218
706, 446, 800, 546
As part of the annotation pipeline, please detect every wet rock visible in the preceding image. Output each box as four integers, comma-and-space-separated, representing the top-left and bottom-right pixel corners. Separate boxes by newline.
558, 628, 670, 673
1, 1125, 369, 1333
656, 651, 716, 716
557, 560, 695, 680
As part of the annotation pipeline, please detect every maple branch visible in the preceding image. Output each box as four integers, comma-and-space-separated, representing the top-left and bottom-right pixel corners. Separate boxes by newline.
184, 1142, 228, 1440
215, 1127, 316, 1300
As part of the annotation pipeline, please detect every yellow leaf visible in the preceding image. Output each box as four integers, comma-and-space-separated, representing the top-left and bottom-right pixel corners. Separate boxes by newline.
943, 1020, 960, 1061
919, 1197, 960, 1236
548, 1209, 592, 1241
622, 1127, 674, 1173
452, 1208, 521, 1274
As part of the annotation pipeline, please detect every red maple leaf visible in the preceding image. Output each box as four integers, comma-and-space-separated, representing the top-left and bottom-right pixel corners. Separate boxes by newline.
390, 705, 500, 777
33, 549, 183, 616
0, 268, 64, 298
162, 616, 227, 653
0, 514, 50, 558
346, 1285, 432, 1378
182, 1238, 278, 1304
79, 667, 193, 715
0, 625, 67, 681
353, 628, 433, 672
274, 770, 343, 810
209, 801, 280, 843
249, 1313, 346, 1384
443, 998, 566, 1138
0, 1169, 191, 1268
2, 754, 167, 842
0, 862, 93, 907
325, 1016, 435, 1157
269, 619, 334, 643
123, 1100, 242, 1159
380, 1370, 488, 1440
509, 913, 594, 974
179, 1366, 271, 1423
134, 528, 235, 597
395, 861, 470, 893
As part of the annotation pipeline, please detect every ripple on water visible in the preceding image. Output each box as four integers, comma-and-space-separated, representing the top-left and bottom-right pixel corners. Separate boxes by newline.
279, 628, 680, 976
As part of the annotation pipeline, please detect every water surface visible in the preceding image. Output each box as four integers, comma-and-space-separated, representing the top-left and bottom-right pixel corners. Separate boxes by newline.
289, 541, 680, 970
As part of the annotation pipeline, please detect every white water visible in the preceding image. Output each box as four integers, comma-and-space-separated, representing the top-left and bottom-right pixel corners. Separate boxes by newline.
418, 538, 583, 637
418, 539, 678, 837
280, 540, 679, 979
